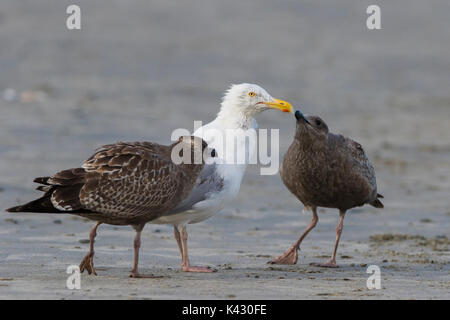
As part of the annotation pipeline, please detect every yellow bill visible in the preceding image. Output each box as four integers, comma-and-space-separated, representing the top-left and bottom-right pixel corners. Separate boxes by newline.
264, 98, 294, 113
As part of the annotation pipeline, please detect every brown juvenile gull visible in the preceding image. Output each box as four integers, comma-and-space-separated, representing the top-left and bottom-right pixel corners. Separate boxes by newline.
7, 136, 215, 278
269, 110, 384, 267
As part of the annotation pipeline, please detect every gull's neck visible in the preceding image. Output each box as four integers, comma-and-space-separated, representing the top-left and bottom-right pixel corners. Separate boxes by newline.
215, 100, 256, 130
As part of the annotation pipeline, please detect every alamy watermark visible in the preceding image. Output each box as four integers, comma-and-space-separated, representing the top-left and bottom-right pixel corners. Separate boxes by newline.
171, 121, 280, 176
366, 265, 382, 290
366, 5, 381, 30
66, 5, 81, 30
66, 265, 81, 290
65, 5, 380, 31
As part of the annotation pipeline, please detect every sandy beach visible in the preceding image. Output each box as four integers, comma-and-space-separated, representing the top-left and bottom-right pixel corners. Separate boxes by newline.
0, 0, 449, 299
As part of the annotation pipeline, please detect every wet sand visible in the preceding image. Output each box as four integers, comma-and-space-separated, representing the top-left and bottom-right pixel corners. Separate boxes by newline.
0, 0, 449, 299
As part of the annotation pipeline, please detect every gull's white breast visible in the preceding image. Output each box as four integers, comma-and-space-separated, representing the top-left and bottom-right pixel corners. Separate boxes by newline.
150, 118, 256, 226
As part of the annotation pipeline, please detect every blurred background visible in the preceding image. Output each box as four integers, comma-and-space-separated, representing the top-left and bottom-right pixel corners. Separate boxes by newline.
0, 0, 448, 299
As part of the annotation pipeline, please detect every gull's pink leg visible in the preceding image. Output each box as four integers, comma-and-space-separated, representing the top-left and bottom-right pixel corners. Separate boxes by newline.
174, 226, 183, 257
176, 225, 216, 273
269, 207, 318, 265
129, 224, 161, 278
80, 222, 101, 275
311, 210, 346, 268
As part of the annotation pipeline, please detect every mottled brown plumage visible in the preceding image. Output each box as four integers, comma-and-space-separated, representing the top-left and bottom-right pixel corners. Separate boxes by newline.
270, 111, 383, 267
7, 136, 214, 277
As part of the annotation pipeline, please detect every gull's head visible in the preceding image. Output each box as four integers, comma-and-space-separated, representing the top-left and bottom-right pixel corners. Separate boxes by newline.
221, 83, 294, 118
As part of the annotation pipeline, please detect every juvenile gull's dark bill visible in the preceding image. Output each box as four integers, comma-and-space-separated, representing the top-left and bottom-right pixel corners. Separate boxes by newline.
7, 136, 213, 278
269, 110, 384, 268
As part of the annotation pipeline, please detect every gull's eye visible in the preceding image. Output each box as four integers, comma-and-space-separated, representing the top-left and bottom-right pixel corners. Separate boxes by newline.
315, 119, 322, 126
248, 91, 256, 97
